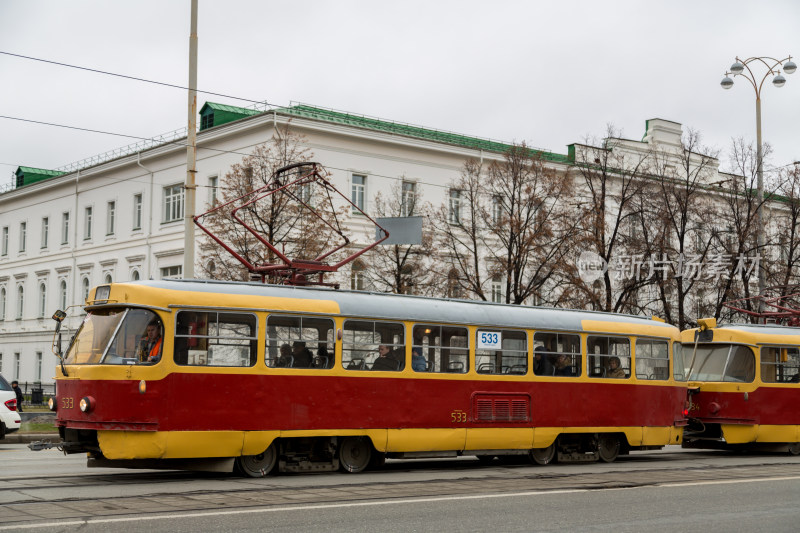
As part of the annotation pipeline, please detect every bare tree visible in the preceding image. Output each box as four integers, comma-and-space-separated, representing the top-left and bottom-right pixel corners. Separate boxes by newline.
359, 178, 438, 295
431, 159, 488, 300
710, 138, 777, 321
568, 126, 653, 313
483, 145, 577, 305
646, 129, 721, 328
766, 164, 800, 295
197, 126, 342, 282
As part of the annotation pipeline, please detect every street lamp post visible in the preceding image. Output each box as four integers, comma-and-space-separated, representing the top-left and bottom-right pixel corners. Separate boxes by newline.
720, 55, 796, 314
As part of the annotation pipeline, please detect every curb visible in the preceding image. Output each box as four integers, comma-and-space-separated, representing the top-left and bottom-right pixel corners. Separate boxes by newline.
1, 433, 59, 445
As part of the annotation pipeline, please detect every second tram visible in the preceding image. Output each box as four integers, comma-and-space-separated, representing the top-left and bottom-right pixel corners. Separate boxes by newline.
683, 319, 800, 453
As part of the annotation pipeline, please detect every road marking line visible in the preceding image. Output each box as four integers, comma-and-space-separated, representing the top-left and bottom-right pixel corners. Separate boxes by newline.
4, 475, 800, 530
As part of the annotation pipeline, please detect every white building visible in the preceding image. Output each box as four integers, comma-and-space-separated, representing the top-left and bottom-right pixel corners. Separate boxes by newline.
0, 103, 735, 385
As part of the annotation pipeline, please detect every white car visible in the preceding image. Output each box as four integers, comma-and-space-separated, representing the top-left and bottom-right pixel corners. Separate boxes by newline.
0, 374, 22, 438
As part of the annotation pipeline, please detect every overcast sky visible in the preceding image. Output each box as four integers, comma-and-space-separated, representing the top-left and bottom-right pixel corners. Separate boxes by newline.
1, 0, 798, 191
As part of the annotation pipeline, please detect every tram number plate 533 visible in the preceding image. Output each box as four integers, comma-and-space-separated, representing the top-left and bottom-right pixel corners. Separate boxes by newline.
451, 410, 467, 423
61, 397, 74, 409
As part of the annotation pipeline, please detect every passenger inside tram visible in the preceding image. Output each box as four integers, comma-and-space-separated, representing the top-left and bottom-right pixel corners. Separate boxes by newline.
140, 319, 163, 364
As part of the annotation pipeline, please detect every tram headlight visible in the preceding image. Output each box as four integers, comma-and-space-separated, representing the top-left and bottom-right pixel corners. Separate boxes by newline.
79, 396, 95, 413
139, 380, 147, 394
48, 397, 57, 412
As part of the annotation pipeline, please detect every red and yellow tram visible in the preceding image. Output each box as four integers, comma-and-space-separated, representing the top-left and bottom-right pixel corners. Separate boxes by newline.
682, 319, 800, 453
48, 279, 688, 476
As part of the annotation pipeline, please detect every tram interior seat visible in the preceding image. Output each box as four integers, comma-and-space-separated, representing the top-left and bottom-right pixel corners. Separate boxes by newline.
447, 361, 464, 373
478, 363, 495, 374
347, 358, 365, 370
313, 355, 329, 369
507, 365, 527, 375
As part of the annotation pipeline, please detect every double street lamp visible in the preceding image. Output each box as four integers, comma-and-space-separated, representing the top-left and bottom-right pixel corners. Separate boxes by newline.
720, 55, 796, 310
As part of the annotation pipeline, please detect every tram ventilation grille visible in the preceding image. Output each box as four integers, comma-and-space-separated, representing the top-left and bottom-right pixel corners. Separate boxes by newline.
473, 394, 531, 422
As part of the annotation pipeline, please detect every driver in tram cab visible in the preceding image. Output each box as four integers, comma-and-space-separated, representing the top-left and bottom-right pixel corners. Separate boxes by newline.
140, 319, 163, 363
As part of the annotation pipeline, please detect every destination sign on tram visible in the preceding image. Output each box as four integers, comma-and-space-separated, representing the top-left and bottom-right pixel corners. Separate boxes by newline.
477, 330, 502, 350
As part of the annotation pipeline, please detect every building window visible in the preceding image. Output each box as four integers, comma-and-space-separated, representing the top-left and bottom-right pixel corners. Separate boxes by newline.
36, 351, 42, 381
84, 206, 93, 240
350, 261, 365, 291
1, 226, 7, 256
14, 352, 20, 380
447, 269, 462, 299
41, 217, 49, 249
448, 189, 461, 225
59, 280, 67, 310
81, 277, 90, 303
19, 222, 26, 252
131, 269, 140, 281
401, 181, 415, 217
491, 196, 502, 224
208, 176, 218, 207
163, 184, 184, 223
104, 273, 112, 284
0, 287, 5, 320
491, 276, 503, 303
16, 285, 24, 319
61, 212, 70, 245
38, 282, 46, 318
133, 194, 143, 231
351, 174, 365, 213
106, 201, 116, 235
160, 265, 182, 279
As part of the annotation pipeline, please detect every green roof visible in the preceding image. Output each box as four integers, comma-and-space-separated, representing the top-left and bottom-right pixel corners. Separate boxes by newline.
14, 166, 66, 188
199, 102, 261, 116
278, 104, 571, 163
198, 101, 571, 162
199, 102, 261, 131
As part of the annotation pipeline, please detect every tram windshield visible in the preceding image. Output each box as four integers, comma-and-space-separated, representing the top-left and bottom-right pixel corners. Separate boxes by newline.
687, 343, 755, 382
64, 308, 161, 365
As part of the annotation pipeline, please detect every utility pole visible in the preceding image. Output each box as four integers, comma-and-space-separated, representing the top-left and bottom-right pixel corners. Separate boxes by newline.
184, 0, 198, 278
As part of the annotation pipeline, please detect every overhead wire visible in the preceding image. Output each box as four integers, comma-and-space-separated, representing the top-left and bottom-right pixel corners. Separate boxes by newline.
0, 50, 277, 107
0, 51, 474, 191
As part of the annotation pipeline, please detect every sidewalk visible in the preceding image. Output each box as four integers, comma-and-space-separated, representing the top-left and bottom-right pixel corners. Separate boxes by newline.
2, 433, 59, 445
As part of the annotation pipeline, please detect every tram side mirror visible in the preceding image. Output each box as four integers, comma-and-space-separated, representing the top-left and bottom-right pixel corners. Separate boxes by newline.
52, 309, 67, 358
52, 309, 67, 325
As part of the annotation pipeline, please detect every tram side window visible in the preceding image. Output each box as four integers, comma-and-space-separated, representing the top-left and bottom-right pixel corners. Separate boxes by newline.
673, 343, 687, 381
342, 320, 404, 371
587, 336, 630, 379
760, 346, 800, 383
266, 315, 335, 369
532, 332, 580, 377
476, 329, 527, 375
412, 324, 469, 373
725, 345, 755, 382
174, 311, 257, 367
635, 339, 669, 381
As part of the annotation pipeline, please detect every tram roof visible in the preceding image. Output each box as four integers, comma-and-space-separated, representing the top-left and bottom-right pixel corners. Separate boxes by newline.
715, 324, 800, 337
122, 279, 677, 334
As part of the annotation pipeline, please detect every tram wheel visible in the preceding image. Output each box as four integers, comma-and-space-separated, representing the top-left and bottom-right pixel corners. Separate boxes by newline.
788, 443, 800, 456
529, 443, 557, 465
338, 437, 372, 473
235, 443, 277, 477
597, 435, 620, 463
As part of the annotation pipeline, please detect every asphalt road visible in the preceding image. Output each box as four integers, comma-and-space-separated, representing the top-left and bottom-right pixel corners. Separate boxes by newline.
2, 445, 800, 531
